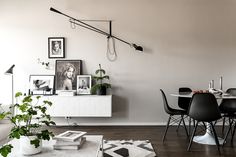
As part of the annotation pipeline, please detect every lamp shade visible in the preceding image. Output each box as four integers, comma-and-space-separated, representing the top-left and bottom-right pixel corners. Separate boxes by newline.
5, 64, 15, 75
132, 44, 143, 51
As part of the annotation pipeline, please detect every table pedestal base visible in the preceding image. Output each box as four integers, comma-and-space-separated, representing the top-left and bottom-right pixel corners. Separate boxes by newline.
193, 133, 224, 145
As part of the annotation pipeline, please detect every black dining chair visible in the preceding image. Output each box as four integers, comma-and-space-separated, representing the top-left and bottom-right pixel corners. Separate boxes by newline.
219, 88, 236, 134
177, 87, 193, 133
222, 114, 236, 145
178, 87, 192, 110
187, 93, 222, 154
218, 88, 236, 145
160, 89, 189, 142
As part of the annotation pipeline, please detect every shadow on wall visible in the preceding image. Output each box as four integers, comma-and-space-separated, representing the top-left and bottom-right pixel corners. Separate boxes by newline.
112, 95, 129, 119
142, 46, 154, 54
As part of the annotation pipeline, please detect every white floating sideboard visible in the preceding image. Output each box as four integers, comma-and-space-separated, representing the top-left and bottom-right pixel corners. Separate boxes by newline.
44, 95, 112, 117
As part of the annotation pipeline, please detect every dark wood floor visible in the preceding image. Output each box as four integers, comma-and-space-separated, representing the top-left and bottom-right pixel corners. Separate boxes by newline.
47, 126, 236, 157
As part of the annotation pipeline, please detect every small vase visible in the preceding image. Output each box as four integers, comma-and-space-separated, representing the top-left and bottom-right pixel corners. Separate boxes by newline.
96, 86, 107, 95
20, 136, 42, 155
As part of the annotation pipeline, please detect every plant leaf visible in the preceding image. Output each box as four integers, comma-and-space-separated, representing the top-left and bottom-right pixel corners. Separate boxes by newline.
0, 112, 11, 120
15, 92, 22, 98
95, 69, 106, 75
43, 100, 52, 106
102, 75, 109, 80
39, 130, 53, 141
22, 96, 32, 103
0, 144, 13, 157
30, 139, 40, 148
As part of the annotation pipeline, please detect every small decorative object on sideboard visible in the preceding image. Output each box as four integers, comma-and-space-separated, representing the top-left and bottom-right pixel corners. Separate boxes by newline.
91, 64, 111, 95
53, 131, 87, 150
0, 92, 55, 157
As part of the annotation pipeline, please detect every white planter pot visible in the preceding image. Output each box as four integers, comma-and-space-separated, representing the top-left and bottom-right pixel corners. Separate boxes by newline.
20, 136, 42, 155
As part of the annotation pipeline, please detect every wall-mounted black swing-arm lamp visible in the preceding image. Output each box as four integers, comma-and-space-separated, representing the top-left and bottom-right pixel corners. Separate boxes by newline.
50, 7, 143, 51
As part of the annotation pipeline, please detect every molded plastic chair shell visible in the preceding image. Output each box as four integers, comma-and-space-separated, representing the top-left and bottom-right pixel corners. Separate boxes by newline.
219, 88, 236, 114
178, 87, 192, 110
188, 93, 221, 122
160, 89, 186, 115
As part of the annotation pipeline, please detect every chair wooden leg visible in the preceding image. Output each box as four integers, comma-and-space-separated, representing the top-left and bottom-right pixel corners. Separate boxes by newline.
210, 122, 221, 154
187, 121, 198, 151
181, 115, 189, 138
223, 119, 233, 146
162, 115, 171, 143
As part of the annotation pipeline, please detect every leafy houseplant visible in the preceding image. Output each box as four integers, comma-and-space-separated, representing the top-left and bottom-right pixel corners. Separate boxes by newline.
0, 92, 55, 157
91, 64, 111, 95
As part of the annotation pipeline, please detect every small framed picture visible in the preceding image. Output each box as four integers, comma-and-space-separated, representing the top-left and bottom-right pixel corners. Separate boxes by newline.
48, 37, 65, 58
29, 75, 54, 95
55, 60, 82, 93
77, 75, 92, 95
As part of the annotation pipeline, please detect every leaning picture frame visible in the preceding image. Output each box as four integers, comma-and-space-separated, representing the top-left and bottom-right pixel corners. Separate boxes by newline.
29, 75, 54, 95
55, 60, 82, 94
48, 37, 65, 58
77, 75, 92, 95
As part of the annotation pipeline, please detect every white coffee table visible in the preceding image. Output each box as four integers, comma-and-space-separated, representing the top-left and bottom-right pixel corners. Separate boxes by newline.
7, 135, 103, 157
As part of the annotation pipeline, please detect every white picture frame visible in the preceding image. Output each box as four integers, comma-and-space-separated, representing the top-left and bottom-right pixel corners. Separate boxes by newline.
29, 75, 54, 95
77, 75, 92, 95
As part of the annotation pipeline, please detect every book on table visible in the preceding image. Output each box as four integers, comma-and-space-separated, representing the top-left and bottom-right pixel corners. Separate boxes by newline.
54, 130, 87, 142
53, 137, 86, 150
53, 131, 87, 150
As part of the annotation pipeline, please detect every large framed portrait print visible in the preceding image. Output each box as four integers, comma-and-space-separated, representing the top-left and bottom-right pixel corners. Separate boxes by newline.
29, 75, 54, 95
55, 60, 82, 93
48, 37, 65, 58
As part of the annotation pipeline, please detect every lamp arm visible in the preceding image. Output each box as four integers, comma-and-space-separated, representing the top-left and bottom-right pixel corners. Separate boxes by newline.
50, 7, 143, 51
50, 8, 108, 36
69, 20, 108, 36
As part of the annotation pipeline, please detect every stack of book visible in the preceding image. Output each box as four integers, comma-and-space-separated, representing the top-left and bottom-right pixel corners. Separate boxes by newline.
53, 130, 87, 150
58, 90, 76, 96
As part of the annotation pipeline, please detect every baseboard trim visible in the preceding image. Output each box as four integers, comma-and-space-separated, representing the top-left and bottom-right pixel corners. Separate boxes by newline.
53, 122, 167, 126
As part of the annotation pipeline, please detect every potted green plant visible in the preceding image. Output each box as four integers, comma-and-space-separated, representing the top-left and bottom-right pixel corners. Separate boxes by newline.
91, 64, 111, 95
0, 92, 55, 157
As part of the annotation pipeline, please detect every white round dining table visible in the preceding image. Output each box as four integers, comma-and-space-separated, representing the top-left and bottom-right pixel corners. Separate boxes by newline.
170, 92, 236, 145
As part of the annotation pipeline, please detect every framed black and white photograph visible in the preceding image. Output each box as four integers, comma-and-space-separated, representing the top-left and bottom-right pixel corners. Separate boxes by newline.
55, 60, 82, 93
77, 75, 92, 95
29, 75, 54, 95
48, 37, 65, 58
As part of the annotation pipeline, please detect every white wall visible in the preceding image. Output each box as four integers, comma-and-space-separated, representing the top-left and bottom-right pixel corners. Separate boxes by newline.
1, 0, 236, 125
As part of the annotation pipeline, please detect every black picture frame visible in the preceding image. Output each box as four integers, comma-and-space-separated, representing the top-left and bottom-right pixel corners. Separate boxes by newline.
48, 37, 65, 58
55, 60, 82, 93
29, 75, 55, 95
